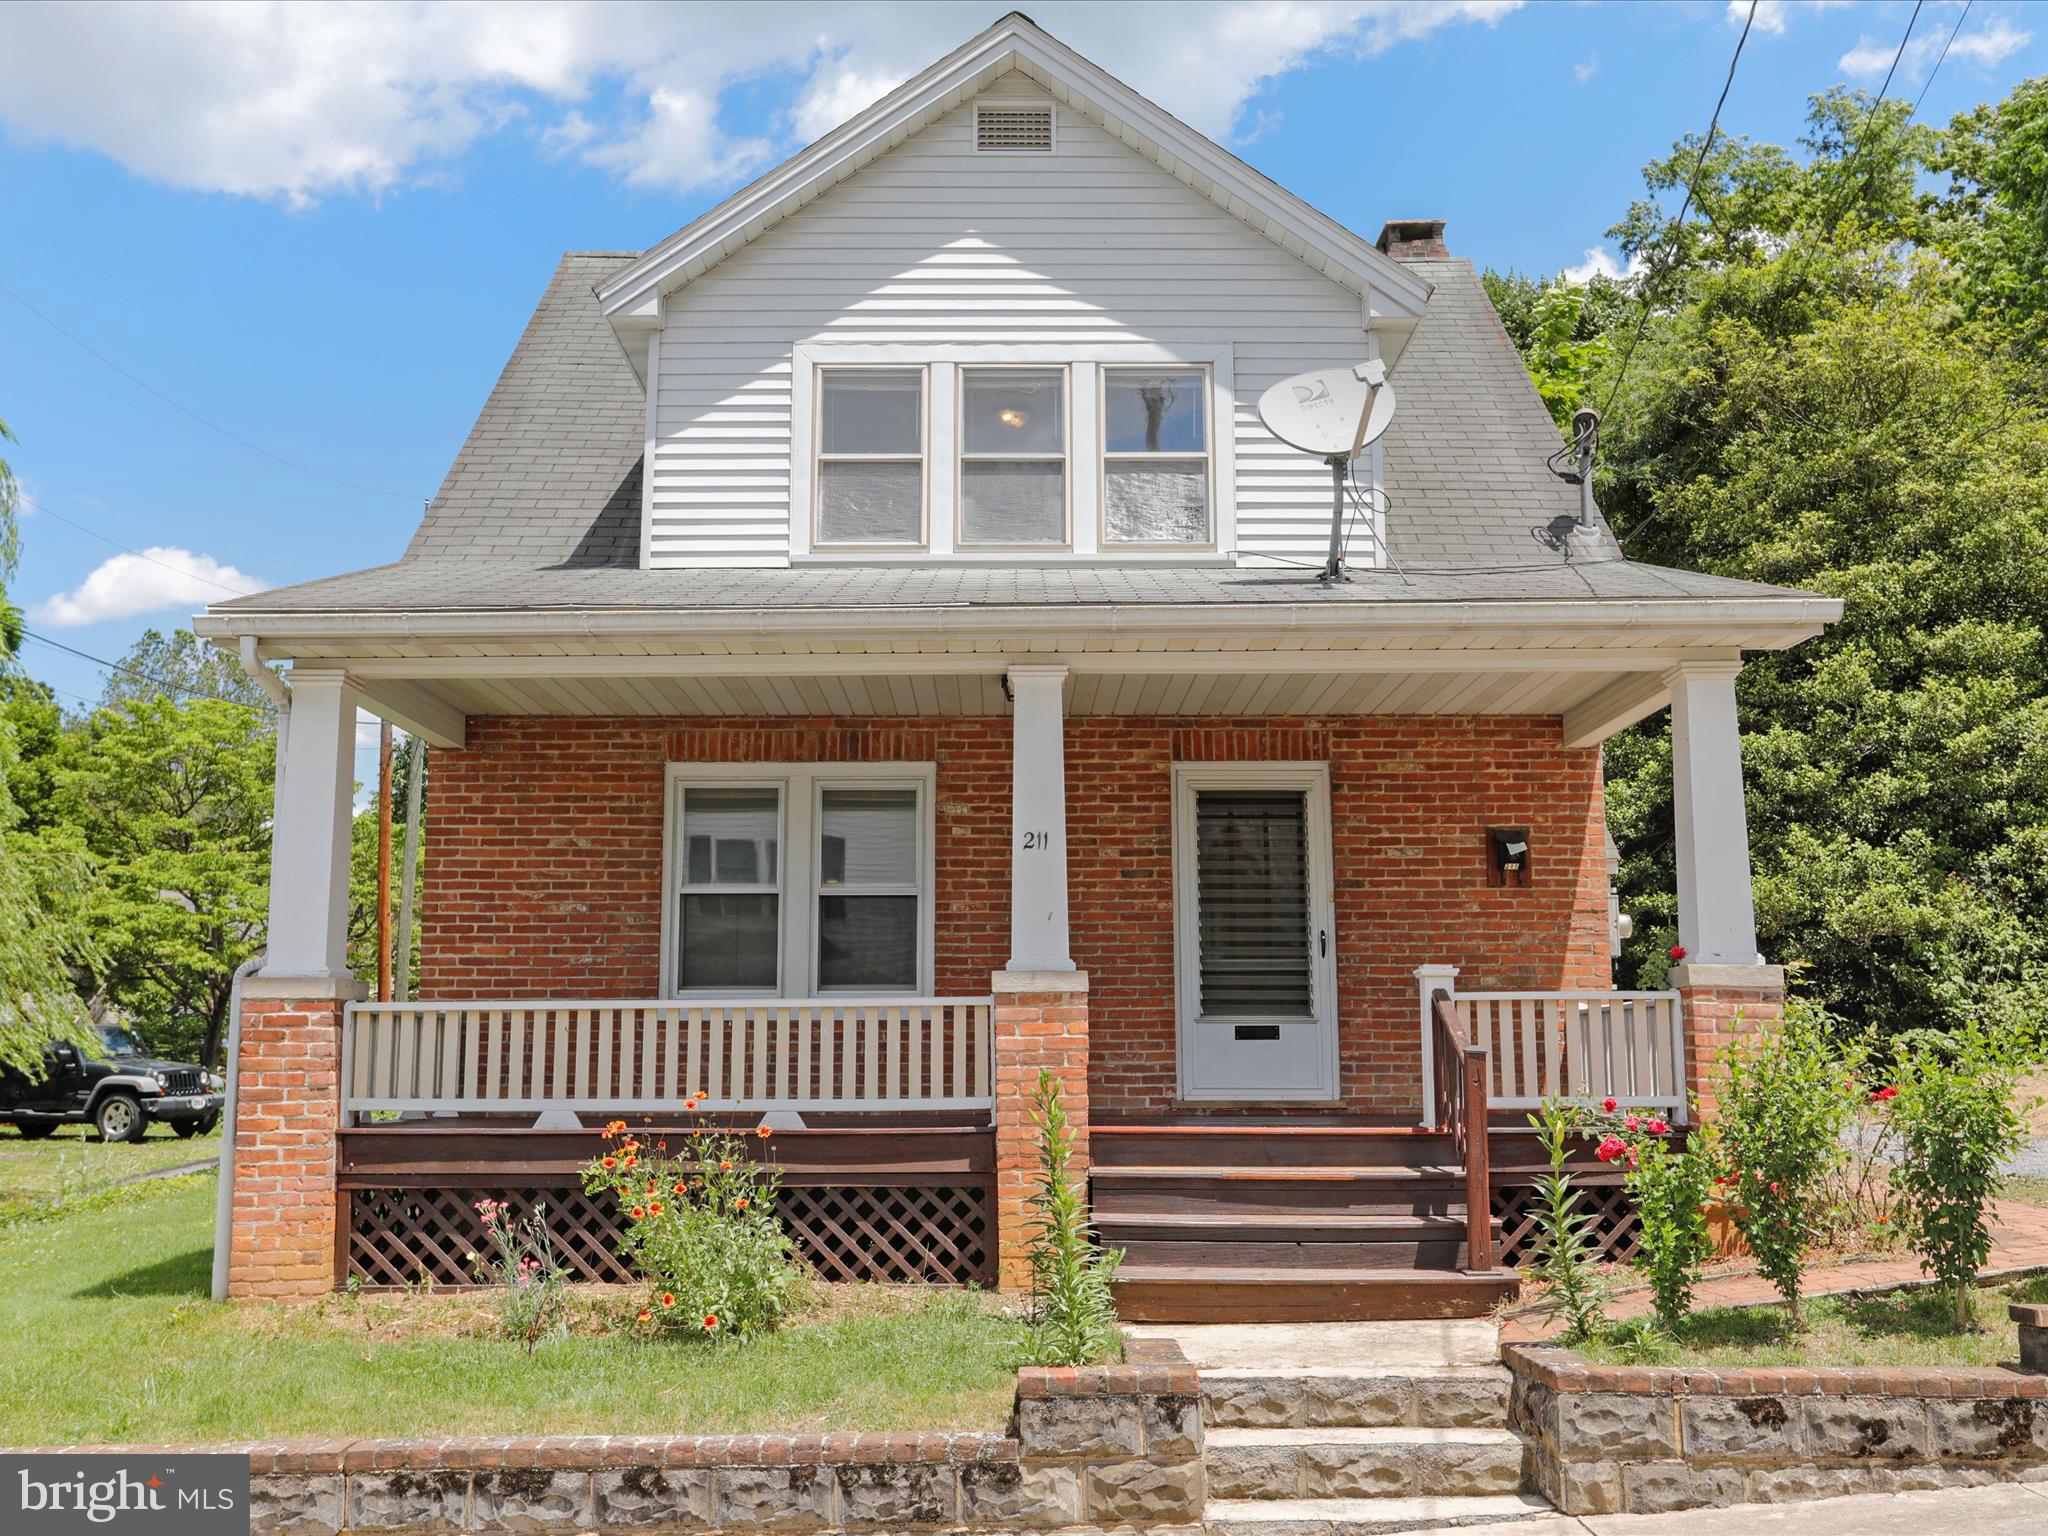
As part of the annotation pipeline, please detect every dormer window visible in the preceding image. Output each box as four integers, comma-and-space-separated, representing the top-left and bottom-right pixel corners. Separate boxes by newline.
1103, 366, 1212, 546
975, 102, 1053, 152
815, 367, 926, 546
959, 367, 1068, 546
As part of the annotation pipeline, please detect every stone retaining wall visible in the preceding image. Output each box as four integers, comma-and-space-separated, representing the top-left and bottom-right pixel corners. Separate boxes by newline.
1506, 1340, 2048, 1515
27, 1343, 1202, 1536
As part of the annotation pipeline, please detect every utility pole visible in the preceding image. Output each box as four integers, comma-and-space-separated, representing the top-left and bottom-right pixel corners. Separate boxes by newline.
395, 736, 426, 1001
376, 720, 394, 1002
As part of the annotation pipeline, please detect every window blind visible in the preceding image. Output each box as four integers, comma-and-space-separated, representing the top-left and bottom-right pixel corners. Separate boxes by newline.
1193, 789, 1313, 1017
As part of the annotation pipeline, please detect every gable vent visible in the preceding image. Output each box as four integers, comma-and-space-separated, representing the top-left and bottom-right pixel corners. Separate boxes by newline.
976, 103, 1053, 152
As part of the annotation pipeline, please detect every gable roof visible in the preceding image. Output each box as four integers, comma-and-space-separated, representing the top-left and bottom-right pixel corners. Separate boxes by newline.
594, 12, 1433, 355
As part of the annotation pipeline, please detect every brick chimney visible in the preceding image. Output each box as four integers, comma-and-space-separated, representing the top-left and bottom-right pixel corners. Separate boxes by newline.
1376, 219, 1448, 260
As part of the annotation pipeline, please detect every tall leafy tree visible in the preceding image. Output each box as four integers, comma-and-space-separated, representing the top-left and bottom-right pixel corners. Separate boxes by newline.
98, 627, 278, 713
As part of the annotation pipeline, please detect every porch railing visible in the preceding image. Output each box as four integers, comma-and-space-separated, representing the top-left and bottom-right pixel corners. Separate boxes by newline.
1449, 989, 1687, 1122
340, 997, 995, 1121
1429, 989, 1495, 1272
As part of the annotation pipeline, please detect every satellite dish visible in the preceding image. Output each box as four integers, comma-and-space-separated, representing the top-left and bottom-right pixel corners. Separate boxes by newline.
1258, 361, 1396, 459
1256, 360, 1396, 582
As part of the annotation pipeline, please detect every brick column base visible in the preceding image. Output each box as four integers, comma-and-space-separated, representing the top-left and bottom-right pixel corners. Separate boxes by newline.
227, 977, 363, 1299
991, 969, 1090, 1293
1671, 962, 1785, 1119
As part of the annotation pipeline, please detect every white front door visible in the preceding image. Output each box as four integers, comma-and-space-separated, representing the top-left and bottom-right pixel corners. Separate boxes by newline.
1172, 764, 1339, 1101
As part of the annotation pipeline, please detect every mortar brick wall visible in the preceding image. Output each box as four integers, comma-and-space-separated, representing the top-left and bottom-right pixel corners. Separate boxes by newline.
229, 997, 346, 1298
419, 714, 1609, 1116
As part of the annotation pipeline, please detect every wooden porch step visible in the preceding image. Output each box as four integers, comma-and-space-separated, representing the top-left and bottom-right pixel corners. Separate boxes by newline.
1095, 1210, 1483, 1242
1091, 1164, 1469, 1217
1091, 1124, 1455, 1169
1112, 1264, 1520, 1323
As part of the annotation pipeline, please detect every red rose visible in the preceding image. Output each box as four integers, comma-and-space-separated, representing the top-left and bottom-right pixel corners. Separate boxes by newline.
1601, 1098, 1618, 1113
1646, 1118, 1669, 1136
1624, 1114, 1641, 1132
1669, 944, 1687, 961
1594, 1135, 1626, 1163
1871, 1086, 1899, 1103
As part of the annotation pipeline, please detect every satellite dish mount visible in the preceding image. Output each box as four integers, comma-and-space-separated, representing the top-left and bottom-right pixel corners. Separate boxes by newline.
1256, 360, 1395, 582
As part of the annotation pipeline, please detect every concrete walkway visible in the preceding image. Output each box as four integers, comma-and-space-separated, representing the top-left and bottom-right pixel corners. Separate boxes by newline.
1413, 1479, 2048, 1534
1503, 1199, 2048, 1341
1126, 1318, 1500, 1371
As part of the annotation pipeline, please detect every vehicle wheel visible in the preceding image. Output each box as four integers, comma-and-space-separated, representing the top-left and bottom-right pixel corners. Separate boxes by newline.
93, 1094, 146, 1144
12, 1121, 57, 1140
172, 1115, 217, 1139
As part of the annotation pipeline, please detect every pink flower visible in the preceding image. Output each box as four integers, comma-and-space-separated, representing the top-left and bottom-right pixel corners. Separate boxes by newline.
1646, 1118, 1669, 1136
1594, 1135, 1627, 1164
1624, 1114, 1641, 1132
1601, 1098, 1618, 1113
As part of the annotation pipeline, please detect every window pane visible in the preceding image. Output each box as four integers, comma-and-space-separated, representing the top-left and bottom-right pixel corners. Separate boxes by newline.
817, 895, 918, 989
1106, 460, 1209, 543
1194, 790, 1313, 1018
962, 369, 1063, 454
1105, 370, 1206, 453
819, 461, 922, 543
680, 893, 779, 989
820, 788, 918, 887
962, 461, 1065, 543
683, 787, 778, 887
820, 370, 921, 455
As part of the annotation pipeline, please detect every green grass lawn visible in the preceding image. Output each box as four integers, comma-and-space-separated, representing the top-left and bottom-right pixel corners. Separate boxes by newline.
1573, 1280, 2043, 1370
0, 1122, 222, 1222
2002, 1172, 2048, 1209
0, 1174, 1027, 1445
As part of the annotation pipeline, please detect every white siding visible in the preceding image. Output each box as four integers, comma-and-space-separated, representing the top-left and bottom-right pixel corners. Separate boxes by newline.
650, 77, 1371, 570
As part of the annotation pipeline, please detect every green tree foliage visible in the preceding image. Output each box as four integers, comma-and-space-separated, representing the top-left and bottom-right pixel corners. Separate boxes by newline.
0, 417, 101, 1072
97, 627, 279, 714
1480, 271, 1631, 428
1490, 79, 2048, 1039
57, 697, 275, 1069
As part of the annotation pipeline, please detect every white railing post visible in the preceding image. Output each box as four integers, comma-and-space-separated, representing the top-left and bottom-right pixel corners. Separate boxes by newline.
1413, 964, 1459, 1127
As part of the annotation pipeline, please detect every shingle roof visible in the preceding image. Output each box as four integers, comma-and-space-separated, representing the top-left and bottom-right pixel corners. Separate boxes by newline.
402, 252, 644, 565
209, 246, 1800, 623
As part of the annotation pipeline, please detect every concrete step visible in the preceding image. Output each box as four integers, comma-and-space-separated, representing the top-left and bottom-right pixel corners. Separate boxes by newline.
1204, 1493, 1557, 1535
1203, 1366, 1511, 1430
1206, 1426, 1529, 1501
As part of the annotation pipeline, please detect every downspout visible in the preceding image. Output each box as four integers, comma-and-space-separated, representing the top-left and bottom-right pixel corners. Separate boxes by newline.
213, 634, 291, 1301
211, 952, 265, 1301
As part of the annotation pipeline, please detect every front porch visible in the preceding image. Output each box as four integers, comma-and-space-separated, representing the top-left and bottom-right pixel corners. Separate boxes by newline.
211, 622, 1803, 1314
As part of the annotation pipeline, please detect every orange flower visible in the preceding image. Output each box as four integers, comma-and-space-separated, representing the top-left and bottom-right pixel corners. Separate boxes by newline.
684, 1098, 700, 1112
756, 1125, 773, 1139
674, 1181, 687, 1195
623, 1154, 638, 1168
601, 1156, 617, 1170
637, 1306, 653, 1323
660, 1292, 676, 1308
630, 1205, 646, 1220
719, 1160, 734, 1172
703, 1314, 719, 1332
602, 1119, 627, 1139
649, 1201, 665, 1217
733, 1197, 749, 1212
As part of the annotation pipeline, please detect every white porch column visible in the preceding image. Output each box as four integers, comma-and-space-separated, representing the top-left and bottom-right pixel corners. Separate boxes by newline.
1414, 963, 1459, 1127
1005, 664, 1073, 972
262, 669, 362, 982
1668, 662, 1760, 965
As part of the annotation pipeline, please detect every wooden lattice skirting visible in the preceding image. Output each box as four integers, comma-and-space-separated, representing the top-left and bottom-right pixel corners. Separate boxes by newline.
1492, 1180, 1641, 1267
346, 1183, 994, 1289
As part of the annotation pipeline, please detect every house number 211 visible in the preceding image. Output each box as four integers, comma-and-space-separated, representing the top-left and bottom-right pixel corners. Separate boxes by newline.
1020, 830, 1053, 851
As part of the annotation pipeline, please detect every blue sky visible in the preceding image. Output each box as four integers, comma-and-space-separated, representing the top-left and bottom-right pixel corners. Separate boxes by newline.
0, 0, 2039, 777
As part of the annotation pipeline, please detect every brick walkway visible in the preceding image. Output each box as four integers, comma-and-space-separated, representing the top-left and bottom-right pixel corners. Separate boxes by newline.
1501, 1199, 2048, 1342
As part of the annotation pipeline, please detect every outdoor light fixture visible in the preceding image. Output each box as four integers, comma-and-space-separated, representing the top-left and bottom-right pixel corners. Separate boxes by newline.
1487, 827, 1531, 888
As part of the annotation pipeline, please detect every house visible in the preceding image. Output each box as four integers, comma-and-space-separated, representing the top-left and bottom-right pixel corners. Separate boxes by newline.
194, 13, 1837, 1319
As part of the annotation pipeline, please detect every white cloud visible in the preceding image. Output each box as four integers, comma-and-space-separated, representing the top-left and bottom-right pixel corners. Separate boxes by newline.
1738, 0, 1848, 38
30, 548, 266, 628
1560, 245, 1645, 285
1841, 13, 2031, 82
1572, 52, 1600, 85
0, 1, 1523, 207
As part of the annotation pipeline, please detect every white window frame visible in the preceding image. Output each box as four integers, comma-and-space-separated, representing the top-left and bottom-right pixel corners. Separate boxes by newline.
973, 99, 1058, 154
812, 364, 929, 550
661, 762, 937, 999
1170, 762, 1339, 1103
956, 364, 1072, 551
788, 343, 1236, 564
1098, 363, 1215, 550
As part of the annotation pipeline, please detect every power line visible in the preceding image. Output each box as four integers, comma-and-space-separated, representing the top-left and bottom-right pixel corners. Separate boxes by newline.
0, 275, 421, 503
16, 488, 262, 598
19, 628, 220, 702
1910, 0, 1972, 119
1597, 0, 1760, 428
1822, 0, 1924, 238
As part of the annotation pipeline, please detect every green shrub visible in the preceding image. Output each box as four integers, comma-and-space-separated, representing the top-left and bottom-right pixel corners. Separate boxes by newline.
1714, 1002, 1857, 1326
1525, 1098, 1610, 1341
583, 1116, 803, 1341
1588, 1108, 1714, 1332
1886, 1023, 2036, 1327
1023, 1070, 1123, 1366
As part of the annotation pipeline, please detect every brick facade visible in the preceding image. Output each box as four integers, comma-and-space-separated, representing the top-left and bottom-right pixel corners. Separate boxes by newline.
992, 972, 1091, 1290
1670, 963, 1788, 1117
420, 714, 1610, 1117
229, 992, 350, 1298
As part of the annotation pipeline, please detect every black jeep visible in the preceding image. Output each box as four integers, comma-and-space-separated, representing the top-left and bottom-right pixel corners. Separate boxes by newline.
0, 1023, 225, 1143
